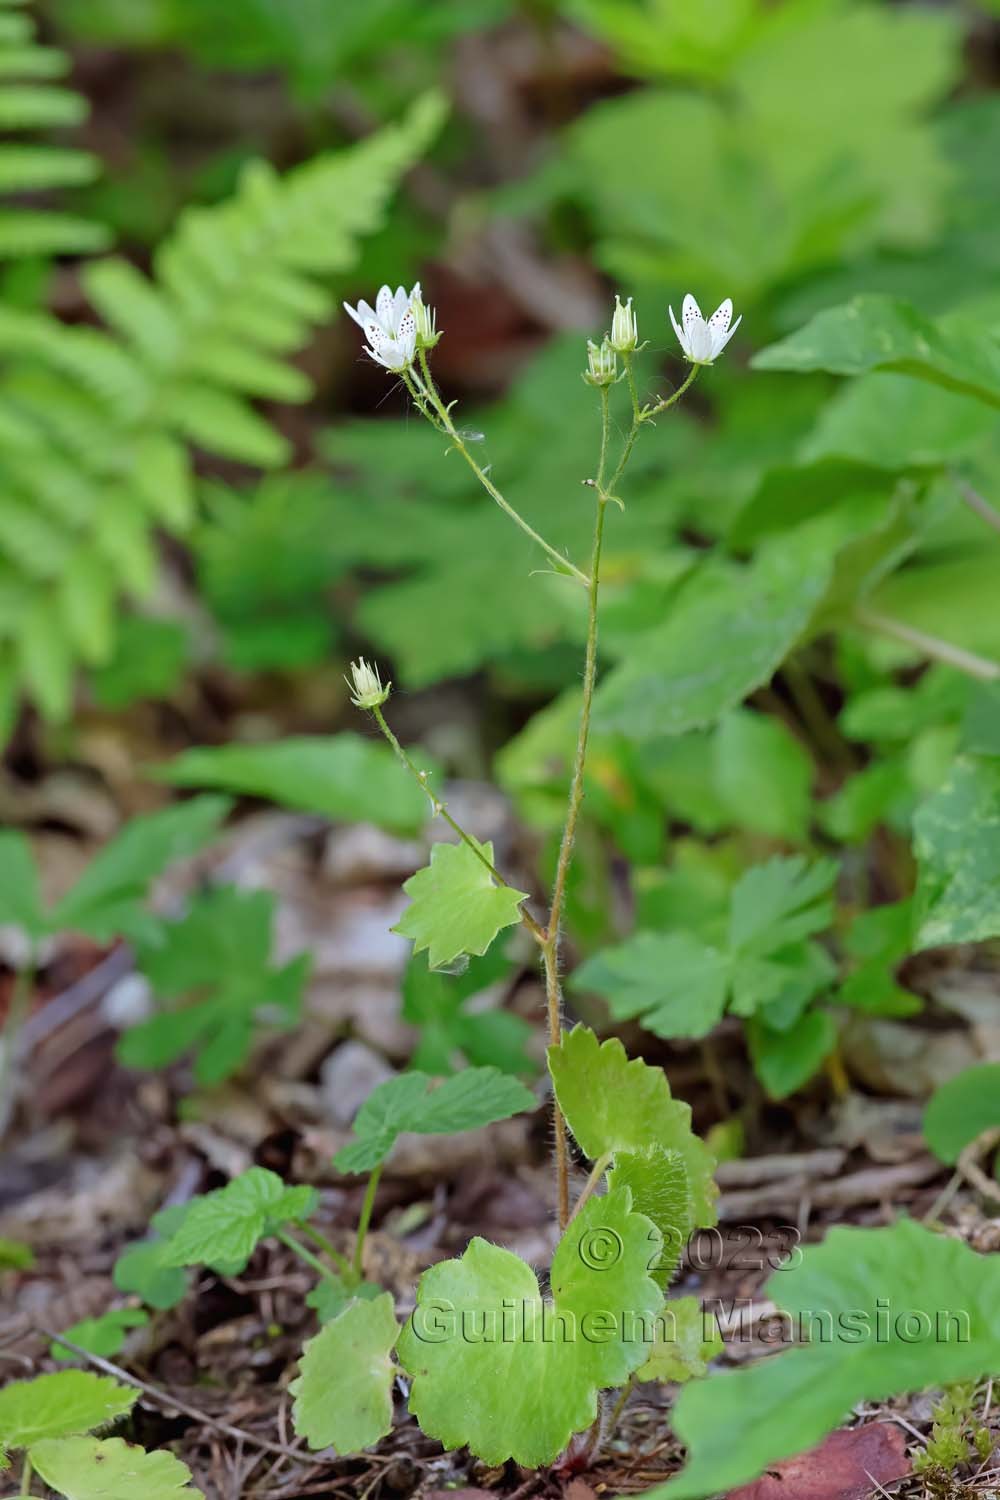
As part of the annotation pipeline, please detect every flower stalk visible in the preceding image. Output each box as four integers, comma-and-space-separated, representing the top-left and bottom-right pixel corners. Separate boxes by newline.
342, 284, 736, 1228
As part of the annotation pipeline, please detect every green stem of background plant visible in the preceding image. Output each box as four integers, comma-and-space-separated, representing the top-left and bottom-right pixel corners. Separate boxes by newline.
20, 1454, 33, 1496
371, 703, 547, 945
408, 357, 589, 585
0, 958, 34, 1130
856, 608, 1000, 681
298, 1221, 354, 1279
276, 1228, 344, 1287
353, 1163, 383, 1279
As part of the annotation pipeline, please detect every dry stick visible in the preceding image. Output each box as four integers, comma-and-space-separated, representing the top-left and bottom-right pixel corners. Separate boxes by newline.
956, 1126, 1000, 1206
39, 1328, 311, 1464
855, 607, 1000, 682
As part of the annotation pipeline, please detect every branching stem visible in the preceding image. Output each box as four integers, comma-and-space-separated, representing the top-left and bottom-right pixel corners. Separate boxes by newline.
408, 357, 589, 585
276, 1228, 344, 1288
298, 1221, 354, 1279
856, 608, 1000, 682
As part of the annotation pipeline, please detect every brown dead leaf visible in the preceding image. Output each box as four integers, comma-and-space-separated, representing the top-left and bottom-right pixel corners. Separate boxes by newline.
726, 1423, 910, 1500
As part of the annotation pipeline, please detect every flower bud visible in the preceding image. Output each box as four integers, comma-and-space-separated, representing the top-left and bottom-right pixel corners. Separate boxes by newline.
411, 291, 441, 349
610, 294, 638, 353
346, 657, 391, 711
584, 336, 617, 388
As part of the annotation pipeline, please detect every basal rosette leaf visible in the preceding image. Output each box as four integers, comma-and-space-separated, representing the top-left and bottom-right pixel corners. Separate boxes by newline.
548, 1026, 718, 1226
607, 1147, 692, 1287
30, 1436, 203, 1499
0, 1372, 136, 1450
637, 1296, 723, 1383
291, 1292, 398, 1453
396, 1188, 663, 1466
393, 839, 528, 971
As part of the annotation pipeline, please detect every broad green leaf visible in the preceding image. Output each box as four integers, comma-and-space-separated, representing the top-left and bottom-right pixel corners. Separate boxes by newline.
0, 1238, 34, 1271
753, 296, 1000, 410
306, 1277, 384, 1325
30, 1436, 203, 1499
401, 949, 532, 1076
52, 1310, 148, 1364
657, 1218, 1000, 1500
0, 829, 43, 938
49, 796, 230, 944
572, 933, 730, 1041
291, 1292, 398, 1453
803, 372, 996, 471
155, 734, 432, 836
0, 1372, 136, 1448
728, 855, 837, 955
924, 1064, 1000, 1165
593, 545, 828, 742
112, 1241, 189, 1312
607, 1147, 691, 1288
393, 840, 528, 972
838, 901, 921, 1018
119, 885, 309, 1085
637, 1296, 723, 1383
162, 1167, 317, 1271
334, 1067, 536, 1175
548, 1026, 717, 1226
396, 1189, 663, 1466
913, 756, 1000, 948
748, 1010, 837, 1100
712, 709, 813, 842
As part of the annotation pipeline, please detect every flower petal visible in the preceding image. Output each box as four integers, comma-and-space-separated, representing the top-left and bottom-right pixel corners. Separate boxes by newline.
712, 312, 742, 357
376, 285, 395, 324
343, 300, 366, 329
708, 298, 732, 336
682, 293, 703, 329
669, 304, 690, 357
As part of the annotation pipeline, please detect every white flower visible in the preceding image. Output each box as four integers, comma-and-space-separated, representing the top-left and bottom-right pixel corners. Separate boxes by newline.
343, 283, 419, 372
584, 336, 617, 387
610, 294, 638, 353
346, 657, 391, 710
669, 294, 741, 365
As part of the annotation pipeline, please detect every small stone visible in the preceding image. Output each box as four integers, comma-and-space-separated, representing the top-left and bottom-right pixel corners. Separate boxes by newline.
320, 1040, 396, 1126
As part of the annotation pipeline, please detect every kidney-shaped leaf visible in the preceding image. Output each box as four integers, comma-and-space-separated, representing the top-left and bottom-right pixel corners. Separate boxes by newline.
291, 1292, 398, 1453
30, 1436, 203, 1499
548, 1026, 717, 1226
396, 1188, 662, 1466
924, 1063, 1000, 1164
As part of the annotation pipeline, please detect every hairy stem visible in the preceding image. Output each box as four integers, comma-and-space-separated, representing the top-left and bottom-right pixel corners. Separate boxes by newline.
408, 358, 589, 585
607, 1373, 637, 1437
544, 390, 613, 1230
353, 1163, 383, 1279
371, 703, 546, 945
275, 1228, 344, 1287
640, 363, 700, 423
856, 608, 1000, 682
20, 1455, 34, 1497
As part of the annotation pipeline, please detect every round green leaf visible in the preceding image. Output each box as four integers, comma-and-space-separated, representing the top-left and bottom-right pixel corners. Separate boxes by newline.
291, 1292, 398, 1453
924, 1063, 1000, 1165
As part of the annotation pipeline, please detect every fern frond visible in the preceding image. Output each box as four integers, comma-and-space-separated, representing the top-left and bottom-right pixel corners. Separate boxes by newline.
0, 0, 108, 256
0, 92, 445, 731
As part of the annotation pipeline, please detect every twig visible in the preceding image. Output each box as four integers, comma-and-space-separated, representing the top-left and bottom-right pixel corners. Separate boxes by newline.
855, 608, 1000, 682
956, 1127, 1000, 1205
958, 480, 1000, 537
38, 1328, 313, 1463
